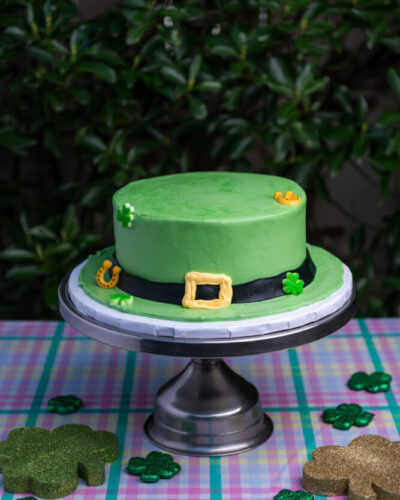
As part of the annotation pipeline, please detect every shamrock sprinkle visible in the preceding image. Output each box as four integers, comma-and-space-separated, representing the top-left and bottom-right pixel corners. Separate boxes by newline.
47, 395, 83, 415
274, 489, 314, 500
117, 203, 135, 228
127, 451, 181, 483
282, 272, 304, 296
108, 293, 133, 309
322, 403, 374, 430
348, 371, 392, 393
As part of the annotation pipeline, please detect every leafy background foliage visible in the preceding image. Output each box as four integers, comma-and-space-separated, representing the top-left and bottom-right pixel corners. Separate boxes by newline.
0, 0, 399, 318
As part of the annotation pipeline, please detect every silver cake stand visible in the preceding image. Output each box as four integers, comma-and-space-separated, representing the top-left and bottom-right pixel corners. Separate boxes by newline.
59, 274, 356, 456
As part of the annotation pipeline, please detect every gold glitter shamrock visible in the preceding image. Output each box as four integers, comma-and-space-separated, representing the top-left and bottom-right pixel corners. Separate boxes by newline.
303, 435, 400, 499
0, 424, 119, 499
47, 395, 83, 415
127, 451, 181, 483
282, 272, 304, 296
108, 293, 133, 309
348, 371, 392, 393
274, 489, 314, 500
117, 203, 135, 228
322, 403, 374, 430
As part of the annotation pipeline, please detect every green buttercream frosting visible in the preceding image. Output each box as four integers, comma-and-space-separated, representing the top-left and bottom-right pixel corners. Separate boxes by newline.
79, 244, 344, 322
113, 172, 307, 284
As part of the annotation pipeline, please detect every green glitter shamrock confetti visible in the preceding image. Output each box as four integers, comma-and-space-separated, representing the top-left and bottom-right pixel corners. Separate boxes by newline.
108, 293, 134, 309
274, 489, 314, 500
117, 203, 135, 228
348, 371, 392, 393
0, 424, 119, 498
127, 451, 181, 483
47, 395, 83, 415
322, 403, 374, 430
20, 497, 37, 500
282, 272, 304, 296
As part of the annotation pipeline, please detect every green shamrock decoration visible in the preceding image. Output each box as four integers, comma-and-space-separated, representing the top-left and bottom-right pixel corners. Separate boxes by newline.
0, 424, 119, 498
282, 272, 304, 296
47, 395, 83, 415
322, 403, 374, 430
127, 451, 181, 483
108, 293, 134, 309
274, 489, 314, 500
348, 371, 392, 393
117, 203, 135, 228
21, 497, 37, 500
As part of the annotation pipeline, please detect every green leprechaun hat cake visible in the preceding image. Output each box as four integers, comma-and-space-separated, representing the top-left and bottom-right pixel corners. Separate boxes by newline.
69, 172, 353, 336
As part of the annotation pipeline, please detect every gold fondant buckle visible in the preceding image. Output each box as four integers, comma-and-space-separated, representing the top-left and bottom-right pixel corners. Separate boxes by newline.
182, 271, 233, 309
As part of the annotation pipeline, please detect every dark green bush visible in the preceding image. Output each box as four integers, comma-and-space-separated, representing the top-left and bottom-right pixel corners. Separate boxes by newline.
0, 0, 399, 318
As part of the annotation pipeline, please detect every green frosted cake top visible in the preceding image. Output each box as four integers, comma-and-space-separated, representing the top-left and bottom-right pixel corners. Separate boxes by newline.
113, 172, 306, 222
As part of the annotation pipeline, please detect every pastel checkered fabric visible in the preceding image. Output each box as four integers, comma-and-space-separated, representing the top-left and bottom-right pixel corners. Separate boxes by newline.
0, 319, 398, 499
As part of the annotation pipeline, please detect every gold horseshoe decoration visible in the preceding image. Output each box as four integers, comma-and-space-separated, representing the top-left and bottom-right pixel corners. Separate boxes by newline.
274, 190, 301, 206
96, 260, 122, 289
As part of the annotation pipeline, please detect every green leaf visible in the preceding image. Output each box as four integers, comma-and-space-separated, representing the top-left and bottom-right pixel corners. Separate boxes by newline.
295, 63, 314, 96
210, 45, 238, 58
189, 96, 207, 120
7, 265, 42, 280
230, 136, 254, 160
387, 67, 400, 99
333, 84, 352, 113
276, 101, 299, 125
353, 134, 367, 159
4, 26, 28, 38
44, 128, 61, 158
357, 96, 368, 123
70, 87, 90, 105
126, 24, 149, 45
196, 81, 222, 92
161, 66, 187, 85
0, 249, 38, 262
274, 131, 292, 162
75, 62, 117, 84
378, 111, 400, 126
327, 148, 347, 175
81, 183, 110, 207
268, 57, 294, 88
189, 55, 202, 83
0, 130, 36, 156
370, 156, 399, 172
26, 46, 54, 63
76, 133, 107, 153
62, 205, 79, 240
28, 226, 57, 240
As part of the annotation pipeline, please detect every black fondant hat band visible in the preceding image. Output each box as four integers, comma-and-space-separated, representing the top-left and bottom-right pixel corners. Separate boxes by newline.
111, 250, 316, 305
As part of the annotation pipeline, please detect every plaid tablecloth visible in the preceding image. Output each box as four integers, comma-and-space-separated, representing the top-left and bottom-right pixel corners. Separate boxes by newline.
0, 319, 399, 499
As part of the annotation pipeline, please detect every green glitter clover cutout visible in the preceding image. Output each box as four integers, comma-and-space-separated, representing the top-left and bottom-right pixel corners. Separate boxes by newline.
274, 489, 314, 500
322, 403, 374, 430
117, 203, 135, 228
348, 371, 392, 393
282, 272, 304, 296
108, 293, 133, 309
127, 451, 181, 483
0, 424, 119, 499
47, 395, 83, 415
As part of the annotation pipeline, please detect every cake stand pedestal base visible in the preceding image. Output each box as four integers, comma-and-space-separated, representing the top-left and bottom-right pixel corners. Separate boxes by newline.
59, 273, 356, 457
144, 358, 272, 456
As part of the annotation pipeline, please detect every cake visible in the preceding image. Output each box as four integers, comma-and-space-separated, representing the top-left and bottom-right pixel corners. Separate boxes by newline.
69, 172, 353, 337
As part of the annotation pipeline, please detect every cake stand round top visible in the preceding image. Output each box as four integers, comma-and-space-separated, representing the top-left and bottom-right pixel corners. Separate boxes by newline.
59, 272, 357, 358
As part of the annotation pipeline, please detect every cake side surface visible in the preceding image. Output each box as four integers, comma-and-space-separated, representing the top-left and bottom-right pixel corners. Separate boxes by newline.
113, 172, 306, 284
